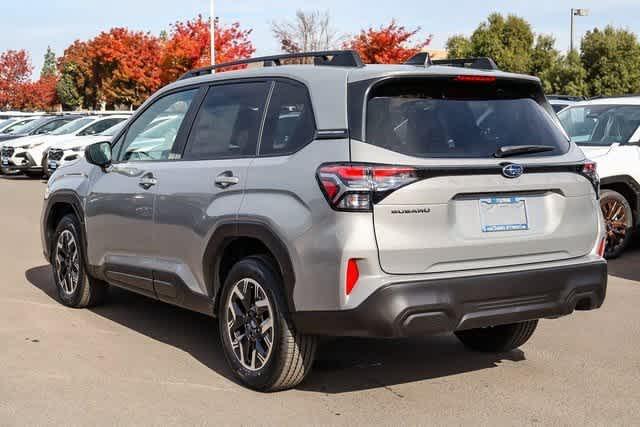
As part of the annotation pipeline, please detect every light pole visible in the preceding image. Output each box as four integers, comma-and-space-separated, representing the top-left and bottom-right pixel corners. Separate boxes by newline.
570, 8, 589, 52
210, 0, 215, 67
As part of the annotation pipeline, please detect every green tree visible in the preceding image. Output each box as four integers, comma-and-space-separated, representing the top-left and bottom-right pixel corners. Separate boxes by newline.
539, 51, 588, 96
530, 34, 559, 76
40, 46, 57, 78
467, 13, 534, 73
581, 26, 640, 96
445, 35, 472, 58
56, 62, 83, 109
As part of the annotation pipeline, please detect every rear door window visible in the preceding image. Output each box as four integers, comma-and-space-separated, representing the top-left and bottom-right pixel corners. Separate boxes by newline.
184, 82, 270, 160
259, 81, 315, 156
365, 78, 569, 158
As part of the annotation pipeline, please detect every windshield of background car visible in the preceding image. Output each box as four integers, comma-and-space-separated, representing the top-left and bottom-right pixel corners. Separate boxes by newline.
98, 121, 126, 136
11, 117, 50, 134
365, 77, 569, 158
50, 118, 96, 135
558, 105, 640, 145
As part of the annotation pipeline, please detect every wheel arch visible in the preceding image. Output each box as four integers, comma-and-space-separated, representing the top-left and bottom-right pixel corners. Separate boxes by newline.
600, 175, 640, 225
203, 221, 296, 315
43, 190, 86, 263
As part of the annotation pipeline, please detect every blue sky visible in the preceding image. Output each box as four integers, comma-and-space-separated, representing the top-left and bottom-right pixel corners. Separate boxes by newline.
1, 0, 639, 77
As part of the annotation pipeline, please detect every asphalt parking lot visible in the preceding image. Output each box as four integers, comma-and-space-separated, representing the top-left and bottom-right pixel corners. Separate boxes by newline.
0, 176, 639, 426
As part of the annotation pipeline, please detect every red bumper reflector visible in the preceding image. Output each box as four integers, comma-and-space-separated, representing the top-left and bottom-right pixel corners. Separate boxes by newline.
346, 259, 359, 295
596, 237, 606, 258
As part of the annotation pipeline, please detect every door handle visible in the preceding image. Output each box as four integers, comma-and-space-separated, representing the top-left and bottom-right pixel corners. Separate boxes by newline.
139, 173, 157, 190
215, 171, 240, 189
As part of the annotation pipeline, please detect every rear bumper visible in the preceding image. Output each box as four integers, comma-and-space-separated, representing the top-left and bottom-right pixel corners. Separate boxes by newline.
293, 260, 607, 338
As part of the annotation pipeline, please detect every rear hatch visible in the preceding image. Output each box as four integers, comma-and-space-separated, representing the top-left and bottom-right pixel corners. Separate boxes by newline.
350, 74, 599, 275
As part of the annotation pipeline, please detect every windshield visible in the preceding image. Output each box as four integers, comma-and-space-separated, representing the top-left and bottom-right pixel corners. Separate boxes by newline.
50, 118, 96, 135
365, 78, 569, 158
98, 121, 126, 136
558, 105, 640, 145
11, 117, 50, 134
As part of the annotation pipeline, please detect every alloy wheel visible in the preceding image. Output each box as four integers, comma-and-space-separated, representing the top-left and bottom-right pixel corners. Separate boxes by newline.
54, 230, 80, 295
225, 278, 275, 371
601, 198, 630, 254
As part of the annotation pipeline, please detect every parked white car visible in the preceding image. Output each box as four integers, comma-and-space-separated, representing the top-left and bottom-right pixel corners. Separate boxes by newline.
1, 115, 128, 177
558, 96, 640, 258
46, 120, 127, 173
0, 117, 39, 135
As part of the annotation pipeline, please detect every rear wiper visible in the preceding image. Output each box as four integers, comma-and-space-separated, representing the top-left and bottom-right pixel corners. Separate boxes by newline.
494, 145, 555, 158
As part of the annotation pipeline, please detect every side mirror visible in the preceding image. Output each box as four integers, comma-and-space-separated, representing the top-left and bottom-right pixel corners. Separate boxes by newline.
85, 142, 112, 169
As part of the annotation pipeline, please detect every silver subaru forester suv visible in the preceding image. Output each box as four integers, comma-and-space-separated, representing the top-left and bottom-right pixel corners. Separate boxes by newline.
41, 51, 607, 391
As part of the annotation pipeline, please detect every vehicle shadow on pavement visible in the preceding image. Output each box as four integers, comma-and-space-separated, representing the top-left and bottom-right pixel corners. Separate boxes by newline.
607, 240, 640, 282
26, 265, 526, 393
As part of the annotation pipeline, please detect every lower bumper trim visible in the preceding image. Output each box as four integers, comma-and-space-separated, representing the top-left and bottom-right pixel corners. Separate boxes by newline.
293, 260, 607, 338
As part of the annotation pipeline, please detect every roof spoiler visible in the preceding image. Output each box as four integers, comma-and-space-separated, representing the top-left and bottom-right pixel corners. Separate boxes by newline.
404, 53, 499, 71
179, 50, 365, 80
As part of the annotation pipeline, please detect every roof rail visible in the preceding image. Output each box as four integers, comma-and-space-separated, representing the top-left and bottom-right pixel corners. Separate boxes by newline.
588, 94, 640, 100
179, 50, 365, 80
547, 95, 586, 101
404, 54, 499, 71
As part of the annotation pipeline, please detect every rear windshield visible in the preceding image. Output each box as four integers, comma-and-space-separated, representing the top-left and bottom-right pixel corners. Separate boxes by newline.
557, 105, 640, 146
364, 78, 569, 158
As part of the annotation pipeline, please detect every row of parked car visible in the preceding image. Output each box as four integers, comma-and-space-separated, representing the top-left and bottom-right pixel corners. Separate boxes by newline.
0, 113, 131, 178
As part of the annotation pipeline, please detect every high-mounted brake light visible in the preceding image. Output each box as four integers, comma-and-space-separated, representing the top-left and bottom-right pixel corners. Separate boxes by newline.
453, 75, 497, 83
317, 164, 419, 211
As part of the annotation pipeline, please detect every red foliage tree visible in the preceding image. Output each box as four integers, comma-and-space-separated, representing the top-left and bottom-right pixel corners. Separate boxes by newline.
160, 16, 255, 84
343, 21, 432, 64
19, 75, 59, 111
88, 28, 163, 107
0, 50, 33, 109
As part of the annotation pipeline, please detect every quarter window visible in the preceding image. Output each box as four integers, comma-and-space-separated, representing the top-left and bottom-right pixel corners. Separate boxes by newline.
183, 82, 270, 160
260, 81, 315, 156
117, 89, 197, 162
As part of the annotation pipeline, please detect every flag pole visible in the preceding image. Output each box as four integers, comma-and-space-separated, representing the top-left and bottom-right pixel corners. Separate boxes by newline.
210, 0, 216, 68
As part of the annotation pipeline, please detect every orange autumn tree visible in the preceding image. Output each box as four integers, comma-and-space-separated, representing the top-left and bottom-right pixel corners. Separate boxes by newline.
88, 28, 163, 107
160, 15, 255, 84
344, 20, 432, 64
0, 50, 33, 109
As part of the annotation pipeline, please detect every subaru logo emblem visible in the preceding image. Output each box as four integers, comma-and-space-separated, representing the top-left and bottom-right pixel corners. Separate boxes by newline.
502, 164, 524, 179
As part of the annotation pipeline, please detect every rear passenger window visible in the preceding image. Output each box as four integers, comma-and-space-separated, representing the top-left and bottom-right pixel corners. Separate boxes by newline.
259, 81, 315, 156
184, 82, 270, 160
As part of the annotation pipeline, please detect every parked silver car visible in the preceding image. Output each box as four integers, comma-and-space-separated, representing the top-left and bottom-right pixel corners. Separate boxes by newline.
41, 51, 607, 391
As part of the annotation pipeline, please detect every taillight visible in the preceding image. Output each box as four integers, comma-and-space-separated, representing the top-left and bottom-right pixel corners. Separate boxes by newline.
596, 237, 606, 258
345, 259, 359, 295
317, 163, 419, 211
580, 161, 600, 197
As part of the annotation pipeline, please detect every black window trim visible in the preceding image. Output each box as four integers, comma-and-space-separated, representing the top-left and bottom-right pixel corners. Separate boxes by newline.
110, 85, 206, 165
179, 78, 273, 161
109, 76, 320, 164
256, 78, 318, 158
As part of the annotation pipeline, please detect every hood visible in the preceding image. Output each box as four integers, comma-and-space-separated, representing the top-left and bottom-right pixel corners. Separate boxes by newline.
579, 145, 616, 160
9, 134, 66, 149
49, 135, 104, 151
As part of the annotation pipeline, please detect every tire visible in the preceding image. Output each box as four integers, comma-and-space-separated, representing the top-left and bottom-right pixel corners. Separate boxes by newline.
455, 320, 538, 353
25, 171, 43, 178
51, 214, 108, 308
600, 189, 633, 259
218, 256, 317, 391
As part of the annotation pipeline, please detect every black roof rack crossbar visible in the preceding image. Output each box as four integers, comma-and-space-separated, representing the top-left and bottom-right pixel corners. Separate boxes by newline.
179, 50, 365, 80
404, 54, 499, 71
